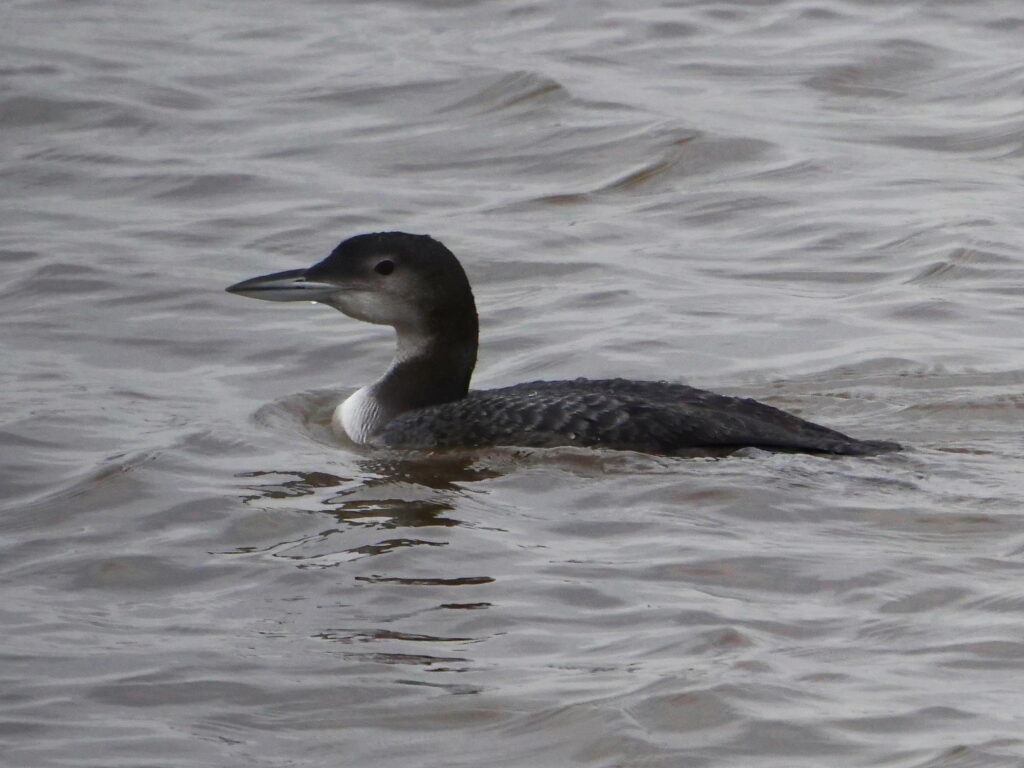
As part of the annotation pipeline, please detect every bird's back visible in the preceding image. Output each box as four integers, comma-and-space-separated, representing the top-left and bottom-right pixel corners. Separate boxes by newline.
373, 378, 900, 456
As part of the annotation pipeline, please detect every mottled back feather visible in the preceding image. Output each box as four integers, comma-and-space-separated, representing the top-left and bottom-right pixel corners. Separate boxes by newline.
374, 378, 899, 456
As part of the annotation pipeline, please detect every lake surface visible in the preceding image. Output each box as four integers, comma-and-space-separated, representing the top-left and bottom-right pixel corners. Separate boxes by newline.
3, 0, 1024, 765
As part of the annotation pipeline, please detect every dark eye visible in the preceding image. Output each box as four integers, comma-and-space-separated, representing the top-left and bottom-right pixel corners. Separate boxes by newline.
374, 259, 395, 276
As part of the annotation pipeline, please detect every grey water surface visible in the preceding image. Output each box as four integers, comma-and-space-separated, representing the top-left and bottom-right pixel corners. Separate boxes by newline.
3, 1, 1024, 766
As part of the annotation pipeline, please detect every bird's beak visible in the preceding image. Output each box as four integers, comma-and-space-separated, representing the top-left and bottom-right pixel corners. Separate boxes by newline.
225, 268, 338, 302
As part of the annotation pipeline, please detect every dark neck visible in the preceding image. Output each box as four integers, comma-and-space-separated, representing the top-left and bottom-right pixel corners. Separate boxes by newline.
370, 313, 479, 418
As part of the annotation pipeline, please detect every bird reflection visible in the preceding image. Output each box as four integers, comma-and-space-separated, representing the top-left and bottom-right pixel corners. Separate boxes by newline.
226, 450, 508, 568
356, 452, 506, 488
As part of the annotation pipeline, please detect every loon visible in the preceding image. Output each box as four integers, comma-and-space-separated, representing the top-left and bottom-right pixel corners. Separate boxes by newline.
226, 232, 900, 456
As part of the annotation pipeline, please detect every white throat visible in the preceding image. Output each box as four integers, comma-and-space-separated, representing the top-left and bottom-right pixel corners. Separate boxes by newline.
394, 328, 433, 364
332, 386, 380, 444
331, 328, 434, 445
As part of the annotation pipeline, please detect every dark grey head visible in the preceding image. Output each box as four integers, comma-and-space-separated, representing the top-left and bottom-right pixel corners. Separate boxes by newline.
226, 232, 478, 341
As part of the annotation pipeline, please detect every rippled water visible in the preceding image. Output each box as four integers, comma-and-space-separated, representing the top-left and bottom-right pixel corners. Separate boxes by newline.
4, 0, 1024, 765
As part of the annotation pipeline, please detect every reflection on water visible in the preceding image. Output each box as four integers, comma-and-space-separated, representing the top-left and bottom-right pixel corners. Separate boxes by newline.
225, 468, 469, 567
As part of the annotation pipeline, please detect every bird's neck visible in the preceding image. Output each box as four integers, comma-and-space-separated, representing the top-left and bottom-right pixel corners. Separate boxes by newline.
336, 319, 478, 444
377, 328, 477, 410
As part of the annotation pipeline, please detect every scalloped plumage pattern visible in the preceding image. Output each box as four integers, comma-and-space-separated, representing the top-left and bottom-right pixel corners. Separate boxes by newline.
375, 378, 900, 455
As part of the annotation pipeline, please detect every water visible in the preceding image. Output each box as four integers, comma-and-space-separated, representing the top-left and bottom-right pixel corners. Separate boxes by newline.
3, 0, 1024, 765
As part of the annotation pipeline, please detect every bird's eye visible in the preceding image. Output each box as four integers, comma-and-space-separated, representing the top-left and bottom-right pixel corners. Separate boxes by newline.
374, 260, 395, 276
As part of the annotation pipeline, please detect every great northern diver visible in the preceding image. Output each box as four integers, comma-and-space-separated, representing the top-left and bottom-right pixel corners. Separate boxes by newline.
226, 232, 900, 456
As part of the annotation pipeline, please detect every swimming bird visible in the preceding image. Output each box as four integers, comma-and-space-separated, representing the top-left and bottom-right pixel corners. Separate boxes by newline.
226, 232, 900, 456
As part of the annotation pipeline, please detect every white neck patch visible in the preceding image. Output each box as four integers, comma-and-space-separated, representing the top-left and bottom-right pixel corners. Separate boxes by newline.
331, 330, 444, 445
333, 386, 382, 444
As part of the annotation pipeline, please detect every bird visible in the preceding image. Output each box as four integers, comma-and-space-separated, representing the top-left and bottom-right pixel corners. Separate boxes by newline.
226, 232, 900, 456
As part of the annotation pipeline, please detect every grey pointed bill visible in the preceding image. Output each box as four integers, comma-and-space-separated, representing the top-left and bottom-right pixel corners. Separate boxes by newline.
225, 268, 337, 302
